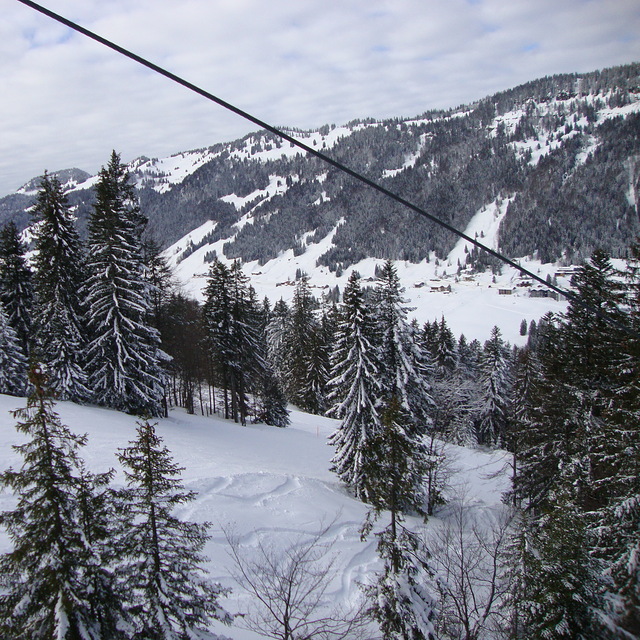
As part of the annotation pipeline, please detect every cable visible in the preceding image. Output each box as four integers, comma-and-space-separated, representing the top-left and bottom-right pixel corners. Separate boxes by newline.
13, 0, 639, 338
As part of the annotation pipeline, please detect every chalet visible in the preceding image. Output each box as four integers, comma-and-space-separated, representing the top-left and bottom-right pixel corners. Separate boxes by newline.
555, 267, 579, 278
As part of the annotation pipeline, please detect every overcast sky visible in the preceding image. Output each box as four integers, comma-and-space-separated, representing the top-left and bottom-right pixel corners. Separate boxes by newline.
1, 0, 639, 196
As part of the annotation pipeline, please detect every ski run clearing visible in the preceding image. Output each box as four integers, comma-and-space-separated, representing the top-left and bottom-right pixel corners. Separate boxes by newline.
0, 393, 510, 640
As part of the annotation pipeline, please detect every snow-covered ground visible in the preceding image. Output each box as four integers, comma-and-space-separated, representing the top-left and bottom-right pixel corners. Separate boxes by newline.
0, 394, 510, 640
165, 194, 570, 347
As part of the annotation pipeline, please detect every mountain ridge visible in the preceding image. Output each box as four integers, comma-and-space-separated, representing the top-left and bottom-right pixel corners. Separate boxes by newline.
1, 62, 639, 342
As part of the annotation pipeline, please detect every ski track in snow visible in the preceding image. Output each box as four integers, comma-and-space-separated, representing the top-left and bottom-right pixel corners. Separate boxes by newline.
0, 394, 511, 640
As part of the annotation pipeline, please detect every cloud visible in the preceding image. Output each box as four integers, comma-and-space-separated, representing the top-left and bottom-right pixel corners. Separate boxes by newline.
1, 0, 639, 196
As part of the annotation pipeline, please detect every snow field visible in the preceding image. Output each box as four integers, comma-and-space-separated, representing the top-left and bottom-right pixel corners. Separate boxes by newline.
0, 394, 510, 640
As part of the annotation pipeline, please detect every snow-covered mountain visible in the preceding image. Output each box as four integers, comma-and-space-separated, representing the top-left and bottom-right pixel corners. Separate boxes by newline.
2, 62, 639, 343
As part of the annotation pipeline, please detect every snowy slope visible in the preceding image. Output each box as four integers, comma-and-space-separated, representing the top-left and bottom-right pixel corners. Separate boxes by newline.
164, 193, 570, 347
0, 394, 510, 640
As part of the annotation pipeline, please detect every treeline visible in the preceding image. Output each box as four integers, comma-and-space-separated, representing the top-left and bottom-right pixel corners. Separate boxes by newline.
320, 248, 640, 638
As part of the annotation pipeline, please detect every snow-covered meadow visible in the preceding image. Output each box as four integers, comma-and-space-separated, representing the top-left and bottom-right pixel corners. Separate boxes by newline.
0, 393, 510, 639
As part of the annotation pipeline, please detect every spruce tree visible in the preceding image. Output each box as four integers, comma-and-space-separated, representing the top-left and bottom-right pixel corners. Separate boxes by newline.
202, 259, 234, 418
0, 366, 125, 639
433, 316, 457, 376
282, 278, 324, 412
512, 252, 628, 639
477, 326, 512, 447
256, 372, 290, 427
373, 260, 434, 436
116, 419, 232, 639
597, 243, 640, 637
85, 151, 165, 416
203, 259, 267, 424
520, 472, 605, 640
0, 221, 33, 356
360, 397, 437, 640
327, 271, 382, 502
0, 301, 27, 395
248, 291, 290, 428
506, 346, 541, 507
31, 172, 89, 402
75, 464, 131, 638
265, 298, 290, 388
304, 303, 332, 415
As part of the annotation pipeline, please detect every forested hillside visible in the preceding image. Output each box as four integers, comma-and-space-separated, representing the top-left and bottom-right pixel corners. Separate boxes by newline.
1, 63, 639, 272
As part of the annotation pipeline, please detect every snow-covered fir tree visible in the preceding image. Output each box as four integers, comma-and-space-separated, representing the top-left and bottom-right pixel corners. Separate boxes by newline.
432, 316, 457, 376
506, 345, 541, 506
361, 397, 438, 640
520, 468, 605, 640
281, 277, 325, 413
594, 246, 640, 638
116, 419, 232, 639
327, 271, 382, 502
373, 260, 434, 436
510, 251, 634, 639
0, 221, 33, 357
364, 525, 437, 640
430, 320, 479, 446
31, 172, 89, 402
245, 289, 290, 428
477, 326, 512, 447
265, 297, 290, 388
203, 259, 270, 424
297, 300, 333, 416
74, 463, 131, 638
84, 151, 165, 416
255, 372, 291, 428
203, 259, 242, 422
514, 313, 575, 509
0, 301, 27, 396
0, 366, 126, 639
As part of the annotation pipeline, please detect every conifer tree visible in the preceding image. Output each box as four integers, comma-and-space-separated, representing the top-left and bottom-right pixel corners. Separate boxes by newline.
265, 298, 290, 387
520, 471, 605, 640
0, 366, 125, 639
373, 260, 433, 435
597, 243, 640, 637
477, 326, 512, 447
303, 303, 332, 415
327, 271, 381, 501
431, 324, 479, 446
361, 397, 437, 640
248, 290, 290, 428
116, 419, 232, 639
256, 372, 291, 428
433, 316, 457, 375
506, 346, 541, 506
228, 262, 267, 423
0, 301, 27, 395
142, 238, 175, 330
203, 259, 267, 424
512, 252, 628, 639
31, 172, 89, 402
159, 293, 207, 414
282, 278, 324, 412
0, 221, 33, 356
202, 259, 234, 418
85, 151, 165, 416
